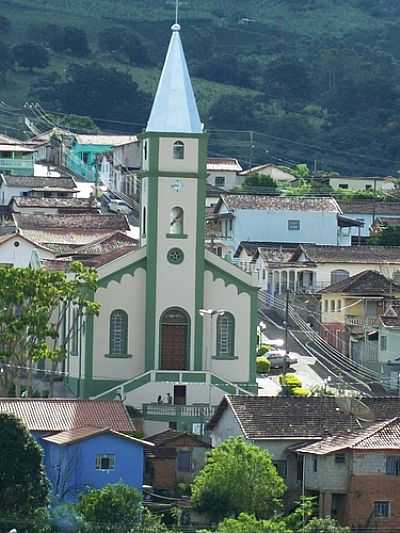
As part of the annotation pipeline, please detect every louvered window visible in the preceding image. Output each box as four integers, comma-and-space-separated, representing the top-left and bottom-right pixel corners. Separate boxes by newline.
110, 310, 128, 355
216, 313, 235, 357
386, 456, 400, 475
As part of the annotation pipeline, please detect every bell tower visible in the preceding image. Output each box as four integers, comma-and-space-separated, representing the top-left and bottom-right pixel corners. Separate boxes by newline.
140, 23, 208, 373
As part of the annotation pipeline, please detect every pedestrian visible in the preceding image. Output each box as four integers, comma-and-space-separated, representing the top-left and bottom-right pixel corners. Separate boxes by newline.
167, 392, 172, 404
157, 395, 163, 404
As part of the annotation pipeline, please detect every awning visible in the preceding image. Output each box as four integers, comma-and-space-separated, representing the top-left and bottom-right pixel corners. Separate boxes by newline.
337, 214, 364, 228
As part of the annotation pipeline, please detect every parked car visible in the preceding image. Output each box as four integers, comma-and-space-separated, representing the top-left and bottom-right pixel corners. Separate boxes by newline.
266, 350, 298, 369
108, 199, 132, 215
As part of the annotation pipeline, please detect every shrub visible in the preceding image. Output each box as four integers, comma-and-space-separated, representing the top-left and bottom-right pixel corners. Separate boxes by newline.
291, 386, 311, 397
257, 344, 271, 356
279, 374, 302, 389
256, 357, 271, 374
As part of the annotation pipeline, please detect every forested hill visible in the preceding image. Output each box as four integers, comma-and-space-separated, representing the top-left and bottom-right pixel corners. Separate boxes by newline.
1, 0, 400, 175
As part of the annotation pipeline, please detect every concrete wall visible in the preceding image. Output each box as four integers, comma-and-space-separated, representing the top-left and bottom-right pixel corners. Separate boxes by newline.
0, 185, 31, 205
159, 137, 198, 173
0, 236, 54, 267
330, 178, 394, 192
232, 209, 340, 250
378, 326, 400, 365
303, 453, 348, 492
207, 171, 244, 191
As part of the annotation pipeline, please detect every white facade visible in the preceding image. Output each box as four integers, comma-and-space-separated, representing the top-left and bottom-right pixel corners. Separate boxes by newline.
0, 234, 54, 267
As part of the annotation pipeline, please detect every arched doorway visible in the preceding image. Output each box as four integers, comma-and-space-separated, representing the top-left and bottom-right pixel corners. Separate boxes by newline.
160, 308, 190, 370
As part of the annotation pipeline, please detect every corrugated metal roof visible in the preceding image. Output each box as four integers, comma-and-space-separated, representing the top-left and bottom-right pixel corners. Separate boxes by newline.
0, 399, 134, 433
207, 158, 242, 172
75, 135, 137, 146
42, 426, 154, 447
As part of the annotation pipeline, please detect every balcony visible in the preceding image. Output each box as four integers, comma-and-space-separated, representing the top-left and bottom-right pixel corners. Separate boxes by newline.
143, 403, 216, 423
345, 315, 380, 328
0, 158, 34, 174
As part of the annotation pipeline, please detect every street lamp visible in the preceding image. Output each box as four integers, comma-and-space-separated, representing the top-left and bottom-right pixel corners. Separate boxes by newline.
199, 309, 225, 409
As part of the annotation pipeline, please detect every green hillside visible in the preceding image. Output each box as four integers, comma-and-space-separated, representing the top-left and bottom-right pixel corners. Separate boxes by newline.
1, 0, 400, 175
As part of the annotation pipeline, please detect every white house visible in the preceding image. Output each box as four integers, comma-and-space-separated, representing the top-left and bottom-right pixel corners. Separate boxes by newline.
62, 22, 259, 437
207, 158, 243, 191
329, 175, 396, 193
208, 194, 358, 258
339, 200, 400, 240
239, 164, 297, 184
0, 175, 78, 206
0, 232, 55, 267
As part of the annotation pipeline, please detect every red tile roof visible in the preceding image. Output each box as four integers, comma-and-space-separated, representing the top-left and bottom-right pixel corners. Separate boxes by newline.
0, 399, 134, 433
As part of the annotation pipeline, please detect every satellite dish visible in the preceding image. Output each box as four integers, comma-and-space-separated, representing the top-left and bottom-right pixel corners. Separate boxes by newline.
335, 396, 375, 423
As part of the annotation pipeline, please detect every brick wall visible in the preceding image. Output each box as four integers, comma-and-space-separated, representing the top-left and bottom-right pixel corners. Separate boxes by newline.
347, 474, 400, 530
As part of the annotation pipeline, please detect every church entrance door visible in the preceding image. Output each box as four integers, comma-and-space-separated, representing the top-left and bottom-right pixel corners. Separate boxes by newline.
160, 308, 189, 370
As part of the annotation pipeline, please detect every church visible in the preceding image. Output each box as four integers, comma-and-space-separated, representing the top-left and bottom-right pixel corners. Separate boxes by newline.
65, 22, 258, 435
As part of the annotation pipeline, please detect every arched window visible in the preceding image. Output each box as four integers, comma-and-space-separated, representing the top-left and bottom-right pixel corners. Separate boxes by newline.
169, 206, 184, 235
109, 310, 128, 355
173, 141, 185, 160
330, 269, 350, 285
216, 313, 235, 358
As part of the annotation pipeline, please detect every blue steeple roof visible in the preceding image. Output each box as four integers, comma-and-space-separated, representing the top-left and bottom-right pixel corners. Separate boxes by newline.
146, 24, 203, 134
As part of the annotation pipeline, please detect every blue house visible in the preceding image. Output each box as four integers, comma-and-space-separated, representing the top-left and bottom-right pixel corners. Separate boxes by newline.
0, 398, 152, 502
42, 427, 153, 502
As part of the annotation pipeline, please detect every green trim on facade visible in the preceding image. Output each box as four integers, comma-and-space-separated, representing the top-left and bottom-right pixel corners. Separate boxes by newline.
166, 233, 188, 239
155, 372, 181, 382
212, 355, 239, 360
86, 379, 125, 398
124, 372, 152, 394
144, 134, 160, 372
98, 257, 146, 289
183, 372, 207, 383
248, 288, 258, 389
82, 291, 95, 398
137, 171, 203, 179
104, 353, 133, 359
211, 375, 237, 395
194, 133, 208, 371
205, 260, 258, 296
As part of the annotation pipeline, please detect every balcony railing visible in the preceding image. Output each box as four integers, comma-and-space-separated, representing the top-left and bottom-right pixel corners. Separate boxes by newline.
345, 315, 380, 327
143, 403, 216, 421
0, 158, 34, 171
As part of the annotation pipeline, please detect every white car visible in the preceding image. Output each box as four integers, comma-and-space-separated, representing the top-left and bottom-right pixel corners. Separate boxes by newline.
266, 350, 298, 369
108, 199, 132, 215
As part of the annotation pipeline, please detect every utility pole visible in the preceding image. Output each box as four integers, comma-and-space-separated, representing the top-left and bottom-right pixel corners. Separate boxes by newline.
284, 290, 289, 378
249, 130, 255, 169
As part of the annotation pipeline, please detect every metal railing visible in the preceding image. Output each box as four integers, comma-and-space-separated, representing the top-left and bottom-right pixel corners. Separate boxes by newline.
0, 158, 33, 171
345, 315, 380, 327
143, 403, 216, 419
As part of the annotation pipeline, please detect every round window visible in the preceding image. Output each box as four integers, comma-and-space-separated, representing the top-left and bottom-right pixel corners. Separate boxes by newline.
167, 248, 184, 265
13, 241, 20, 248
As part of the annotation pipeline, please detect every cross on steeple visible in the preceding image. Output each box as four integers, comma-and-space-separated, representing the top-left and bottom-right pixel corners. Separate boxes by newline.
175, 0, 179, 25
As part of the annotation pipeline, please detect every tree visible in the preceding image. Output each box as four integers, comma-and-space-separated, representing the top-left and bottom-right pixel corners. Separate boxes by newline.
0, 414, 49, 531
0, 15, 11, 33
58, 62, 151, 124
303, 517, 350, 532
0, 262, 99, 396
240, 173, 278, 193
76, 483, 142, 532
369, 225, 400, 246
98, 28, 150, 66
13, 42, 49, 71
54, 27, 90, 57
192, 437, 286, 521
0, 40, 13, 77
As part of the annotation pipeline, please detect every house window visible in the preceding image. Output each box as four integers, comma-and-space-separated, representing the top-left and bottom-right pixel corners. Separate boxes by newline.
337, 300, 342, 312
173, 141, 185, 160
335, 453, 346, 464
143, 141, 148, 161
381, 335, 387, 352
177, 450, 192, 472
216, 312, 235, 357
109, 310, 128, 355
96, 454, 115, 471
331, 300, 336, 312
374, 501, 390, 518
142, 206, 146, 237
331, 269, 350, 285
313, 456, 318, 472
169, 206, 184, 235
288, 220, 300, 231
338, 184, 348, 189
216, 246, 223, 257
215, 176, 225, 187
386, 455, 400, 475
324, 300, 328, 313
82, 152, 89, 164
273, 460, 287, 480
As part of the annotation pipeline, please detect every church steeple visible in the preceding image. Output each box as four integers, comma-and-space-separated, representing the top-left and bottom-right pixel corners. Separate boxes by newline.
146, 24, 202, 134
